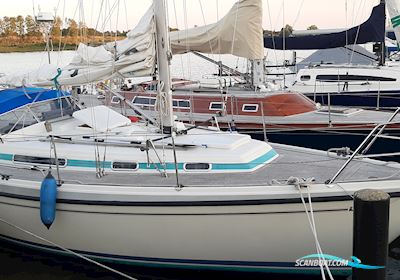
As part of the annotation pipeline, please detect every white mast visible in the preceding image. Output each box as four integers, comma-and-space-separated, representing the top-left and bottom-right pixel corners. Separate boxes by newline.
154, 0, 174, 134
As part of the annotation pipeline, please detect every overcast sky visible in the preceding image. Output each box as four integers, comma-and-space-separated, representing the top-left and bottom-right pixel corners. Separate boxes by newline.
0, 0, 380, 32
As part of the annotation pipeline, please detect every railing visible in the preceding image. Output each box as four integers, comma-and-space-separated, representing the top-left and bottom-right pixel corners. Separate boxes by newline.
328, 108, 400, 184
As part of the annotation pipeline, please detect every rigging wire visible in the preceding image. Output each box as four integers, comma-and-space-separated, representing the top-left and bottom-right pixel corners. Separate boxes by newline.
172, 0, 186, 78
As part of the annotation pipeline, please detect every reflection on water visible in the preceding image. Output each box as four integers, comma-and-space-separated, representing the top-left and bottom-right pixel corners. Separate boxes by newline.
0, 240, 343, 280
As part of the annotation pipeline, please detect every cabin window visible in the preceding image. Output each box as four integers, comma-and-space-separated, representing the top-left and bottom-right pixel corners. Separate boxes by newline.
300, 75, 311, 81
172, 99, 191, 109
112, 161, 138, 171
316, 74, 396, 82
184, 163, 211, 171
132, 96, 156, 106
209, 102, 224, 110
242, 104, 259, 112
13, 155, 67, 167
111, 96, 121, 104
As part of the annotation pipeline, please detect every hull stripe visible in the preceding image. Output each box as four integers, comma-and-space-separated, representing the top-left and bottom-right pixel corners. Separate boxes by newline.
0, 234, 350, 275
1, 191, 400, 206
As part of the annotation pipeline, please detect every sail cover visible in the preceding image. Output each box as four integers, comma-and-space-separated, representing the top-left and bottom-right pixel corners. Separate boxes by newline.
170, 0, 264, 59
0, 5, 156, 87
263, 1, 385, 50
387, 0, 400, 45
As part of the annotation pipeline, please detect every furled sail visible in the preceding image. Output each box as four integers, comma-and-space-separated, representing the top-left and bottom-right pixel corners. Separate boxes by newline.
170, 0, 263, 59
0, 5, 156, 87
263, 1, 385, 50
387, 0, 400, 45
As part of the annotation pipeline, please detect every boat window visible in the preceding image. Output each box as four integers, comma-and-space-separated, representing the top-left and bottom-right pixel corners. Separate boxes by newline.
112, 161, 138, 171
242, 104, 259, 112
111, 96, 121, 104
172, 99, 190, 108
132, 96, 156, 106
184, 163, 211, 171
316, 74, 396, 82
300, 75, 311, 81
209, 102, 224, 110
13, 155, 67, 167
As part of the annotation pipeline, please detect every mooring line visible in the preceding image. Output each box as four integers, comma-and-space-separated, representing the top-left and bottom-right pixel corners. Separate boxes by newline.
0, 217, 138, 280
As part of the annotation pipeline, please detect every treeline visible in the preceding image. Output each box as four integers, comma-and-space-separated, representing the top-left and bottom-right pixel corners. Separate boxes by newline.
0, 15, 127, 52
264, 24, 319, 37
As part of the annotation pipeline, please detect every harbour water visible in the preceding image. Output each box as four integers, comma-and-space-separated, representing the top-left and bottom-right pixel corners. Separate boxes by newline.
0, 240, 345, 280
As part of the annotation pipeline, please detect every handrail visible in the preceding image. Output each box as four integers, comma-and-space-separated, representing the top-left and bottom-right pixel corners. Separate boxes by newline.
361, 107, 400, 154
328, 124, 384, 184
100, 84, 158, 126
329, 108, 400, 184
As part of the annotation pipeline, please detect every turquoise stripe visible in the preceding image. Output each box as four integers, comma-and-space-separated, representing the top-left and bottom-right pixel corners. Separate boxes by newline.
391, 16, 400, 27
0, 153, 13, 161
67, 159, 112, 169
212, 149, 278, 170
0, 149, 277, 171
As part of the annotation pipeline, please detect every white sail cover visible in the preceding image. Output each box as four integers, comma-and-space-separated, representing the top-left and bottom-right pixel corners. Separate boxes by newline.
387, 0, 400, 46
170, 0, 263, 59
0, 5, 156, 87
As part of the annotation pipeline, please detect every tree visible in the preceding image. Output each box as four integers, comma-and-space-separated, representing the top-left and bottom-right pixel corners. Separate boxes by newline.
3, 16, 17, 36
307, 25, 318, 30
25, 15, 40, 36
67, 19, 78, 37
15, 15, 24, 36
51, 16, 62, 39
0, 19, 5, 36
280, 24, 293, 37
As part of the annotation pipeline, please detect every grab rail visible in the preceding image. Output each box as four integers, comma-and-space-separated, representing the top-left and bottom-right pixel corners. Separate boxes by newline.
329, 108, 400, 184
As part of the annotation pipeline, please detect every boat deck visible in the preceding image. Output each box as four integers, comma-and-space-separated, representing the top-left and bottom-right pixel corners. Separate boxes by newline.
0, 143, 399, 188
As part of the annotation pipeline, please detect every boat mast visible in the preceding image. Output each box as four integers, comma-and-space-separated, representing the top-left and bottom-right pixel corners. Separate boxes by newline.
154, 0, 174, 134
380, 0, 386, 66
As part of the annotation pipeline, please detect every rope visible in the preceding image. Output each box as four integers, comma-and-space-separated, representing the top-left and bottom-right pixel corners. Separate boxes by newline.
295, 181, 334, 280
51, 68, 62, 90
0, 217, 138, 280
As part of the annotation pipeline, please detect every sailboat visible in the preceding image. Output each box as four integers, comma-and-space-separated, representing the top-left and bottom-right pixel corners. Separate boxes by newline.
2, 0, 400, 277
95, 0, 400, 156
278, 0, 400, 109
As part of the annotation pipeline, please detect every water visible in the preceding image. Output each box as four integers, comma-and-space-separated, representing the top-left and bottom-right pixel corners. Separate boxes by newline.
0, 240, 342, 280
0, 49, 314, 83
0, 50, 331, 280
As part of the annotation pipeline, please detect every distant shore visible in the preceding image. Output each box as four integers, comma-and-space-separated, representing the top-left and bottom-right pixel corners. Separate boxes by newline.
0, 44, 77, 53
0, 35, 125, 53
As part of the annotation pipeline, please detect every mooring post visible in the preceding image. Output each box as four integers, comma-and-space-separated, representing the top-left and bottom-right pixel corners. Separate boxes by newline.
352, 189, 390, 280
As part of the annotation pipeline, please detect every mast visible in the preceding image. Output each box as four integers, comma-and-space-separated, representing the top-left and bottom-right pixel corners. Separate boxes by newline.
154, 0, 174, 134
380, 0, 386, 66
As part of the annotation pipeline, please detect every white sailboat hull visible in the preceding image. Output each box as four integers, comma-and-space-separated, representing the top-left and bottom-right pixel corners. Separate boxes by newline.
2, 180, 400, 275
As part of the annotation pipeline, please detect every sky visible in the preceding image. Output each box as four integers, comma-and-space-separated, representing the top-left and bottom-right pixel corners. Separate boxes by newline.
0, 0, 381, 32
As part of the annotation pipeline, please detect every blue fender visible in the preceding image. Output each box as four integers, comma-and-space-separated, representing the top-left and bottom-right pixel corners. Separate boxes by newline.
40, 171, 58, 229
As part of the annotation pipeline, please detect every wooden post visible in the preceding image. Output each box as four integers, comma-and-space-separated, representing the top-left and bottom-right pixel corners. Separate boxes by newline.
352, 189, 390, 280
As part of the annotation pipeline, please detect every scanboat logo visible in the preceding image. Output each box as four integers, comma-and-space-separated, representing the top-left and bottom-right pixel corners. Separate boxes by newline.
295, 254, 385, 270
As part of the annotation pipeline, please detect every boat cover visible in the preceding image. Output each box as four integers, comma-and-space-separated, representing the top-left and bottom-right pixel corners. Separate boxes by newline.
0, 87, 70, 115
264, 1, 385, 50
170, 0, 264, 59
